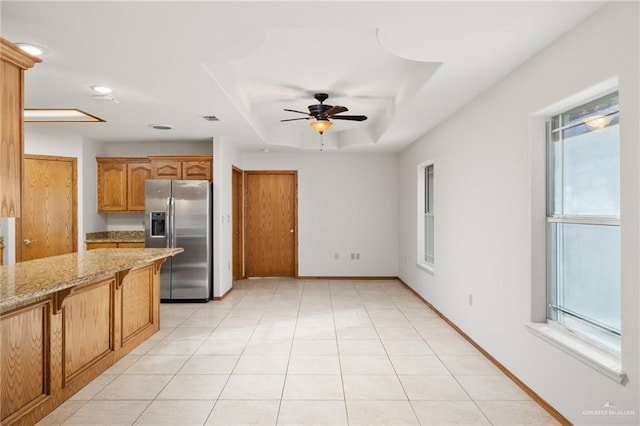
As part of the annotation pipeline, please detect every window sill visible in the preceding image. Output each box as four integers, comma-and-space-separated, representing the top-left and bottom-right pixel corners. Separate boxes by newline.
416, 262, 435, 275
526, 322, 625, 383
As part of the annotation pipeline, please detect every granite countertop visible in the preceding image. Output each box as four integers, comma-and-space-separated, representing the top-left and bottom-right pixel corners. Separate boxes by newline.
86, 230, 145, 243
0, 248, 182, 311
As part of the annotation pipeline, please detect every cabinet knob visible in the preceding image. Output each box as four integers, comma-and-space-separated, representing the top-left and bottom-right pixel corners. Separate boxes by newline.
23, 239, 36, 245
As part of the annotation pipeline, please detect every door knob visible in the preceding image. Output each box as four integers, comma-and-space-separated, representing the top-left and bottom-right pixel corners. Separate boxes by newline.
289, 229, 295, 233
23, 239, 36, 245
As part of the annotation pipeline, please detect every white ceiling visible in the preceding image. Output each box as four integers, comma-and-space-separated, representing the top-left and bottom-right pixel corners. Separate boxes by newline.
2, 1, 604, 152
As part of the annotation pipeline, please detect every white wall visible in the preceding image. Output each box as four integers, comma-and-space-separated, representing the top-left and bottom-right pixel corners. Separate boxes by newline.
242, 151, 399, 277
102, 140, 212, 157
398, 3, 638, 424
82, 137, 107, 236
212, 137, 240, 297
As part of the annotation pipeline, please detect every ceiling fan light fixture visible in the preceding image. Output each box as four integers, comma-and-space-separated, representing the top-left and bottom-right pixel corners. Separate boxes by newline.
310, 118, 332, 134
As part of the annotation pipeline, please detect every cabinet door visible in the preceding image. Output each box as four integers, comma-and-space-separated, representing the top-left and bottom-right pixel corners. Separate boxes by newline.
117, 242, 145, 248
182, 160, 212, 180
97, 160, 127, 211
127, 161, 151, 211
151, 160, 181, 179
86, 242, 118, 250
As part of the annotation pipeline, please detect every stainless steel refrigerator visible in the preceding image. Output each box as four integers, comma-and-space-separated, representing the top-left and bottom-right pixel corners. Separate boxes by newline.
144, 179, 212, 301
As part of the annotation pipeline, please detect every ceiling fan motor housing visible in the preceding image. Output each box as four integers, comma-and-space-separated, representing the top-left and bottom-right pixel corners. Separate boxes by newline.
308, 103, 332, 118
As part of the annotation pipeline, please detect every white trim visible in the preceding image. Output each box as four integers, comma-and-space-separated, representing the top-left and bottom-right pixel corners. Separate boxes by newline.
547, 216, 620, 226
526, 322, 626, 383
416, 261, 435, 275
533, 77, 619, 117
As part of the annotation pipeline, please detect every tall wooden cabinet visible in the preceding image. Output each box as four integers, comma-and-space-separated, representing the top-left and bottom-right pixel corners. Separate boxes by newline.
0, 38, 41, 218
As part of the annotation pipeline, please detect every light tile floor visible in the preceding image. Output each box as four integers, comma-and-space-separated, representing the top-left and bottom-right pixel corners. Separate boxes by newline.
37, 279, 560, 425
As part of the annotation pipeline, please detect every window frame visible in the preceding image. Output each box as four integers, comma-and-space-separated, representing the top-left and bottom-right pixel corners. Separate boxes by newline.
545, 91, 621, 352
417, 161, 435, 272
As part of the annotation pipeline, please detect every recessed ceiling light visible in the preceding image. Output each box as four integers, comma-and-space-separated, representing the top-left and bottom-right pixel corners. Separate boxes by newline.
90, 85, 113, 94
149, 124, 174, 130
15, 43, 46, 57
24, 108, 105, 122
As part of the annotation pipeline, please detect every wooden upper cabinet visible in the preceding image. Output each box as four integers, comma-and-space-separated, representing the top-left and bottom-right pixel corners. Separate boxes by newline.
0, 39, 41, 218
150, 159, 182, 180
127, 161, 151, 211
97, 157, 150, 212
183, 160, 212, 180
149, 156, 212, 181
97, 158, 127, 211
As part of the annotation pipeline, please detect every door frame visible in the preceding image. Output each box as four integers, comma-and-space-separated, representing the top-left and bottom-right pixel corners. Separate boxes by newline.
18, 154, 78, 261
243, 170, 298, 277
232, 166, 244, 281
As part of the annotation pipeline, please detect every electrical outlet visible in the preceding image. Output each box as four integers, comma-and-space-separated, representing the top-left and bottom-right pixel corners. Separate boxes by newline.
356, 253, 360, 260
468, 294, 473, 306
334, 253, 339, 260
350, 253, 355, 260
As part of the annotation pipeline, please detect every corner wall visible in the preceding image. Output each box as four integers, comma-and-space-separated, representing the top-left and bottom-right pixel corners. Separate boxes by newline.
241, 151, 399, 277
397, 3, 638, 423
212, 137, 241, 297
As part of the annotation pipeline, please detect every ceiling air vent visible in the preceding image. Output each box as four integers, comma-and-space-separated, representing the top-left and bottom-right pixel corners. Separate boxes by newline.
91, 94, 120, 104
149, 124, 174, 130
203, 115, 219, 122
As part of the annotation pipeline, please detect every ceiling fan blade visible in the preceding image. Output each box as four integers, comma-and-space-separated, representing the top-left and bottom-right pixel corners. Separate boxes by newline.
284, 108, 310, 115
331, 115, 368, 121
280, 117, 309, 122
324, 105, 348, 117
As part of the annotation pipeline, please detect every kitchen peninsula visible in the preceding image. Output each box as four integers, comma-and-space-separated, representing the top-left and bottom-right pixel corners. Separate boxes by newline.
0, 248, 182, 426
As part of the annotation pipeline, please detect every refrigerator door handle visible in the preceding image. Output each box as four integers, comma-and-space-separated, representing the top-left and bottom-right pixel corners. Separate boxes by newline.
170, 196, 177, 248
165, 196, 172, 248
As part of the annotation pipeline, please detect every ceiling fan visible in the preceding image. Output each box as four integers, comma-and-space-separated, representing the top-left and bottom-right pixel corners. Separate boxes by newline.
281, 93, 367, 134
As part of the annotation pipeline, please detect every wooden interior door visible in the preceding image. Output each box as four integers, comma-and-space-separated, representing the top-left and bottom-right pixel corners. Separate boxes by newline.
244, 171, 297, 277
19, 155, 77, 261
232, 166, 244, 281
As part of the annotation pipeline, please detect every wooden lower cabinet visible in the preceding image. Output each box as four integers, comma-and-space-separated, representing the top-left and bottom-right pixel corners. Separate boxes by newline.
0, 301, 49, 423
86, 242, 144, 250
0, 262, 161, 426
63, 279, 114, 383
118, 242, 145, 249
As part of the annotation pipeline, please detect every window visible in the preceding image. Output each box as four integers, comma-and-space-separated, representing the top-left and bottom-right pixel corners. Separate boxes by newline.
547, 92, 620, 351
417, 162, 434, 270
424, 164, 434, 264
